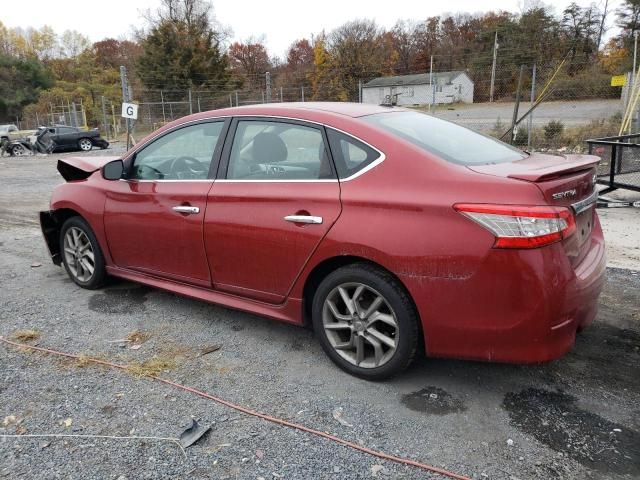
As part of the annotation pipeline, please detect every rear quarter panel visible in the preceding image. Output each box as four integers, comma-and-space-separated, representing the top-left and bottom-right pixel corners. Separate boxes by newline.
289, 133, 551, 355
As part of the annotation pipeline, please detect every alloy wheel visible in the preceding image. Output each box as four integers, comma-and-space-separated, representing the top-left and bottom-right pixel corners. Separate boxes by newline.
12, 144, 26, 156
322, 282, 399, 368
79, 139, 92, 151
63, 226, 95, 282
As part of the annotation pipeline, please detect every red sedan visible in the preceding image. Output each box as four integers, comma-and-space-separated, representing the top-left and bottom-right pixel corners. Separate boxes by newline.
40, 103, 605, 379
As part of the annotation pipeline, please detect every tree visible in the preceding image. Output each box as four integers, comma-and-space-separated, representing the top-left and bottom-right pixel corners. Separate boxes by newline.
0, 54, 53, 121
59, 30, 91, 58
228, 38, 271, 88
93, 39, 141, 70
615, 0, 640, 70
286, 39, 314, 71
325, 20, 387, 100
137, 0, 229, 90
616, 0, 640, 39
562, 3, 601, 73
309, 35, 343, 100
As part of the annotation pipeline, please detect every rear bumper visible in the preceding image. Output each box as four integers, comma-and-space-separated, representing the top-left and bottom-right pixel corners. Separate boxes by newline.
402, 217, 606, 364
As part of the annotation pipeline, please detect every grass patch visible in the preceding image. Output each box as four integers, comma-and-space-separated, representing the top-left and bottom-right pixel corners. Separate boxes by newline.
127, 330, 150, 345
13, 329, 40, 342
126, 357, 177, 377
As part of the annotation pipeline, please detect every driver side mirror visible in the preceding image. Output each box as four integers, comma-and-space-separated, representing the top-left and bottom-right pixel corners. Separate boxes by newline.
102, 159, 124, 180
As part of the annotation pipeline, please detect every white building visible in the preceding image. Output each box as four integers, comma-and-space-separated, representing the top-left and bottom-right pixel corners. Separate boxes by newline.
362, 71, 474, 106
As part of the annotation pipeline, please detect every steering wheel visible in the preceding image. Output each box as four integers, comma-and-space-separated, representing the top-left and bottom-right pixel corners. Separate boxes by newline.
169, 156, 208, 177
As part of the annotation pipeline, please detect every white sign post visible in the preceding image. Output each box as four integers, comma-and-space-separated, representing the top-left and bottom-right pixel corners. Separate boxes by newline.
121, 102, 138, 120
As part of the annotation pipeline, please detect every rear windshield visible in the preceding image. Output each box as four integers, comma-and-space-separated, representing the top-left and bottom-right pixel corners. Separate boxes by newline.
362, 111, 526, 165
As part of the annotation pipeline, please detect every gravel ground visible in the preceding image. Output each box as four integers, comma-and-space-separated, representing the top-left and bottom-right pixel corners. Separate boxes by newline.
1, 148, 639, 480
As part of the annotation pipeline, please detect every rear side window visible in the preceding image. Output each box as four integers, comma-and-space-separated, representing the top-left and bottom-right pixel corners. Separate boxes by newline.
226, 120, 333, 180
326, 129, 380, 179
362, 111, 526, 165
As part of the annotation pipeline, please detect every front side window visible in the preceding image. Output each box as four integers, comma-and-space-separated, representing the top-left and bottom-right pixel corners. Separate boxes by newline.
130, 122, 223, 180
326, 129, 380, 179
226, 120, 333, 180
362, 111, 526, 165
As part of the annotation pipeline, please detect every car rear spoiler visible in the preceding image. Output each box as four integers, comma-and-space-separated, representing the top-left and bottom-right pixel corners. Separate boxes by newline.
468, 154, 600, 182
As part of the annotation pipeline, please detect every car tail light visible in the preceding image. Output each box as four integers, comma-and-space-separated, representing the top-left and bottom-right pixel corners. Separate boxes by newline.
453, 204, 576, 249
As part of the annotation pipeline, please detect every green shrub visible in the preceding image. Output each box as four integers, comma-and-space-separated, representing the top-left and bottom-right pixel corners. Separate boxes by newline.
543, 120, 564, 141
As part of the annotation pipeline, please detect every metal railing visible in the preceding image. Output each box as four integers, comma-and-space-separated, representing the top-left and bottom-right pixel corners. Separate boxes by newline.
587, 133, 640, 193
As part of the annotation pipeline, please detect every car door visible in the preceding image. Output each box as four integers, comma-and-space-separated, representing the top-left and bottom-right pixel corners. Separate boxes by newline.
55, 127, 77, 148
103, 120, 228, 287
204, 117, 342, 304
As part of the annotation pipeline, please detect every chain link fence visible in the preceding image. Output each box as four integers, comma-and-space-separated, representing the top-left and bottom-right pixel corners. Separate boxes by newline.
14, 61, 632, 154
121, 62, 628, 152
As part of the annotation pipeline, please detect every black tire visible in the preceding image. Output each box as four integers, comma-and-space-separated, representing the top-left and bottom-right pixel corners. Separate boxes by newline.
311, 263, 419, 380
59, 216, 106, 289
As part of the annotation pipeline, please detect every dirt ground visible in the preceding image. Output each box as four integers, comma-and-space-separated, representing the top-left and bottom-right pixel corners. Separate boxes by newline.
0, 149, 639, 479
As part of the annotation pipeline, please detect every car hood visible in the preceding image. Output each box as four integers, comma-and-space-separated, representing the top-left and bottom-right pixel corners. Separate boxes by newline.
57, 156, 121, 181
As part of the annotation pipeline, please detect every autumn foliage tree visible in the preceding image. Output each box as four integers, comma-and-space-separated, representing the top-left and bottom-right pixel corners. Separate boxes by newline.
227, 38, 271, 88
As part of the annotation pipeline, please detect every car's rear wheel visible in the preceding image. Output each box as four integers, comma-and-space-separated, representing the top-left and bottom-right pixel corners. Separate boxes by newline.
312, 263, 419, 380
78, 138, 93, 151
11, 144, 27, 156
60, 217, 106, 289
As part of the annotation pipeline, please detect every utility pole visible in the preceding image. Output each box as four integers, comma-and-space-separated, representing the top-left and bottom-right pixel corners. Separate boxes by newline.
265, 72, 272, 103
301, 86, 305, 102
510, 65, 525, 145
429, 55, 433, 113
490, 31, 499, 103
101, 96, 108, 139
160, 90, 166, 123
527, 64, 536, 149
120, 66, 132, 150
358, 80, 362, 103
188, 89, 193, 115
633, 31, 639, 131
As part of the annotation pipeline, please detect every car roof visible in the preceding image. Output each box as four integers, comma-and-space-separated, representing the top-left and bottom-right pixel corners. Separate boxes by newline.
185, 102, 403, 123
222, 102, 400, 118
158, 102, 405, 134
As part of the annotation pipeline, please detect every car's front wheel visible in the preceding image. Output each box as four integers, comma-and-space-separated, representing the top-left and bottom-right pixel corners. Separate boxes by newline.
60, 217, 106, 289
78, 138, 93, 151
312, 264, 419, 380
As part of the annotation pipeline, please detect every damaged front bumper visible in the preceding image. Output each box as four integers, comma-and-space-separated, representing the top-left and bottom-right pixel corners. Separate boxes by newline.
39, 211, 62, 265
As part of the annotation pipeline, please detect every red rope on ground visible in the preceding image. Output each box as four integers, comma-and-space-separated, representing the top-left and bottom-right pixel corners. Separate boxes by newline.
0, 336, 472, 480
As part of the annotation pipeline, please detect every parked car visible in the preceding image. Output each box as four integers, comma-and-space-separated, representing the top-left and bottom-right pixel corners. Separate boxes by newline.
39, 103, 605, 379
3, 125, 109, 156
0, 124, 37, 143
37, 126, 109, 152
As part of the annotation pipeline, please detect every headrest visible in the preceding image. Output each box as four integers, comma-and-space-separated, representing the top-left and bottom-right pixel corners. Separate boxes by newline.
252, 132, 287, 164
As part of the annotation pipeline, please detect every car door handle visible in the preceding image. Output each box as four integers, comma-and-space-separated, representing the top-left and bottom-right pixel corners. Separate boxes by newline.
172, 206, 200, 214
284, 215, 323, 224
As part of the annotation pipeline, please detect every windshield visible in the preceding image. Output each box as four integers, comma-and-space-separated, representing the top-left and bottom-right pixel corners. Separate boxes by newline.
362, 111, 526, 165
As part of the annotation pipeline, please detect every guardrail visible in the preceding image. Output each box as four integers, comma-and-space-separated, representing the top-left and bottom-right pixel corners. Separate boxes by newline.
587, 133, 640, 194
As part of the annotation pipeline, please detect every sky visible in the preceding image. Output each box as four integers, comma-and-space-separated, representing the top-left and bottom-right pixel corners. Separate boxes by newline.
2, 0, 623, 58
